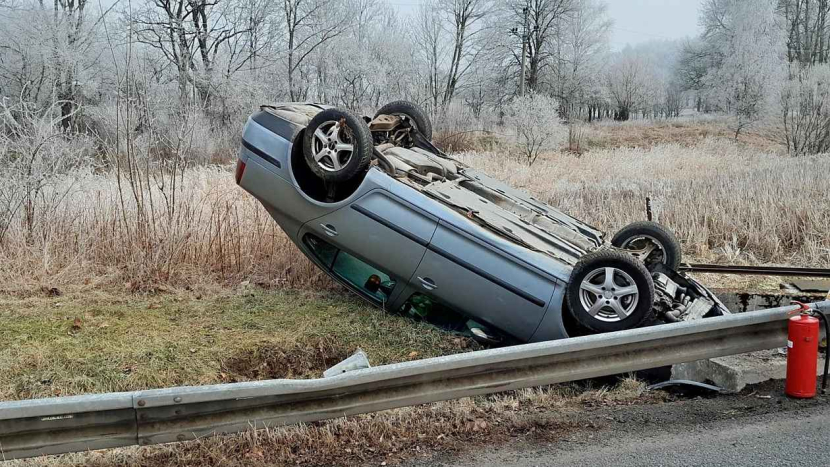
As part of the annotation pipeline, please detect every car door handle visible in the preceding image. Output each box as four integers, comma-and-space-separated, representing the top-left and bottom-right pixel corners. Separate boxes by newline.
320, 224, 338, 237
418, 277, 437, 291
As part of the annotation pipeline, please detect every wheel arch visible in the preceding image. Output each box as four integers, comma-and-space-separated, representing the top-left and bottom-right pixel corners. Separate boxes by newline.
527, 281, 571, 342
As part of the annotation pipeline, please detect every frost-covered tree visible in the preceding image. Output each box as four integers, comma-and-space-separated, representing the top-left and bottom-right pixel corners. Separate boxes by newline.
506, 0, 575, 93
505, 93, 565, 165
317, 0, 383, 110
0, 0, 109, 128
481, 0, 610, 119
780, 63, 830, 155
778, 0, 830, 65
0, 0, 625, 162
438, 0, 494, 105
281, 0, 345, 101
701, 0, 786, 137
603, 49, 656, 121
413, 0, 449, 110
0, 97, 94, 241
366, 9, 425, 107
631, 40, 685, 119
131, 0, 255, 105
549, 0, 611, 119
313, 3, 421, 111
675, 38, 717, 112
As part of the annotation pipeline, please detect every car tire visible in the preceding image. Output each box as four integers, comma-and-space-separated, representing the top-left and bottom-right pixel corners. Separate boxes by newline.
566, 249, 655, 334
375, 100, 433, 140
303, 108, 373, 183
611, 221, 682, 271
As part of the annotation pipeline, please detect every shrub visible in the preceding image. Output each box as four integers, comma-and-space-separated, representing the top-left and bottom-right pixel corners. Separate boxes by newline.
505, 94, 566, 165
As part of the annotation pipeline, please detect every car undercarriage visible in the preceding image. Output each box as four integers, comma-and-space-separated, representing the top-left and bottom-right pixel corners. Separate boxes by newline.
239, 101, 730, 342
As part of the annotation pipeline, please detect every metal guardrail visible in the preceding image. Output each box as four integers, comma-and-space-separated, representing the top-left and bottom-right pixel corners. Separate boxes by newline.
679, 263, 830, 278
2, 300, 829, 461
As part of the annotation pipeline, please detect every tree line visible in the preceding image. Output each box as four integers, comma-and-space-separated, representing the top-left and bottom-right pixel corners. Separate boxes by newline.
2, 0, 830, 155
0, 0, 691, 131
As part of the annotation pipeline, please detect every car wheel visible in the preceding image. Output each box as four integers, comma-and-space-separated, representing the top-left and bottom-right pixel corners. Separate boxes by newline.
303, 108, 373, 183
375, 100, 433, 140
566, 249, 655, 333
611, 221, 682, 271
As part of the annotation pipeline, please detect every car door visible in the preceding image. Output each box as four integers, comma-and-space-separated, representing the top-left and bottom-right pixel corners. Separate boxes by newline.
305, 189, 438, 290
411, 222, 557, 341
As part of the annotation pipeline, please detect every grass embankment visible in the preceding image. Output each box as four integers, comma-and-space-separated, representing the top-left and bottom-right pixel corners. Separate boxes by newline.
1, 288, 655, 467
0, 289, 470, 401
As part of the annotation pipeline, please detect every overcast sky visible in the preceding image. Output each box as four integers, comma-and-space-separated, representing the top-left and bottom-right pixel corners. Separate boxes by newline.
606, 0, 703, 50
387, 0, 704, 50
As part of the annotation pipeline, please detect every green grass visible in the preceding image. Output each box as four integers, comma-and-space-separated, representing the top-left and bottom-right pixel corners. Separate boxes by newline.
0, 289, 472, 401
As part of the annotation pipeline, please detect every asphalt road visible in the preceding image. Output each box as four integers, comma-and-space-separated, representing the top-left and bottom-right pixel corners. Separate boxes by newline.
412, 382, 830, 467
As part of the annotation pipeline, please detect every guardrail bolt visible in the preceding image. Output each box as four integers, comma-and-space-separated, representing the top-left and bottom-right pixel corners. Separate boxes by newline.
137, 400, 146, 407
173, 396, 182, 403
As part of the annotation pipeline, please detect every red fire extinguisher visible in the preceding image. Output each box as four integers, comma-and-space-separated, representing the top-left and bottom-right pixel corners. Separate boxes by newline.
786, 302, 829, 398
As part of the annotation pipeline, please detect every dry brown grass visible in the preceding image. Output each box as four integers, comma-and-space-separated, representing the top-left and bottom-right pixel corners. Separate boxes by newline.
0, 124, 826, 296
583, 117, 783, 154
0, 166, 327, 295
457, 137, 830, 267
433, 129, 504, 153
12, 377, 655, 467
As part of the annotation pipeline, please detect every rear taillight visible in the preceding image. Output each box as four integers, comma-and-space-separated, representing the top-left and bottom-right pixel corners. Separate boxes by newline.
235, 160, 246, 185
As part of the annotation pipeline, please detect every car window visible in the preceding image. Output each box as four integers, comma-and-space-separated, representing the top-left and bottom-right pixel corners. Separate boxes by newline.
332, 251, 396, 302
305, 234, 338, 268
400, 293, 468, 332
304, 234, 396, 303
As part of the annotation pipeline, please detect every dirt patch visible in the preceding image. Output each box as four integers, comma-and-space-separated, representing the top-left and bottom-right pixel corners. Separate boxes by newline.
220, 337, 353, 381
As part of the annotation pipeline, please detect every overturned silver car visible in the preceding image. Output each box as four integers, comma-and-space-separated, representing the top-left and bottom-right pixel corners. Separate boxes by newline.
235, 101, 728, 343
